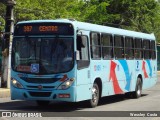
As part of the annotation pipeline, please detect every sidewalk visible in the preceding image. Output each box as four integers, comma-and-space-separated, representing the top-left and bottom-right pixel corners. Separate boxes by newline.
0, 88, 10, 98
0, 72, 160, 98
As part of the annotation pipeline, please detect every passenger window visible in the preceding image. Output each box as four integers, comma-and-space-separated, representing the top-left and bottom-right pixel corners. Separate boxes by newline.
125, 37, 134, 59
101, 34, 113, 59
135, 38, 143, 59
151, 41, 156, 59
143, 40, 150, 59
114, 35, 124, 59
90, 32, 101, 59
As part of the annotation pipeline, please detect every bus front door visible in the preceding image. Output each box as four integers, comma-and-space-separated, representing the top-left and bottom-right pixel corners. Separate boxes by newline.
76, 34, 91, 101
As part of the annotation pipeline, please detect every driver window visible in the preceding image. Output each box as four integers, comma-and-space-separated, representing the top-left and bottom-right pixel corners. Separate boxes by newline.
76, 35, 90, 69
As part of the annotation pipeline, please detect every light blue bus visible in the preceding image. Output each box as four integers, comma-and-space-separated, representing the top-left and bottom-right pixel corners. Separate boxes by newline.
11, 19, 157, 107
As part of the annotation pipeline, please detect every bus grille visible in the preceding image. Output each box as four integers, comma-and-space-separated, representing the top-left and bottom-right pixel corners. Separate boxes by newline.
20, 77, 60, 83
29, 92, 51, 97
27, 86, 55, 89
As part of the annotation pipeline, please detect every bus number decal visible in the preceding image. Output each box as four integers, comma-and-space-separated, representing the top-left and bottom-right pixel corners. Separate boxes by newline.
94, 65, 101, 71
136, 61, 140, 71
117, 65, 120, 71
24, 26, 32, 32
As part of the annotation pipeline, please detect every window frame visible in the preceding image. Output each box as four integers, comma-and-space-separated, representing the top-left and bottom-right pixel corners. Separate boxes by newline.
90, 32, 101, 60
101, 33, 113, 60
114, 35, 124, 59
135, 38, 143, 59
143, 39, 151, 59
77, 35, 90, 69
150, 40, 156, 59
124, 36, 134, 60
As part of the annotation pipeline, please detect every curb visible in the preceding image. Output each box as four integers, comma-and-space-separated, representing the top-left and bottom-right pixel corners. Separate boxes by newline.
0, 88, 10, 98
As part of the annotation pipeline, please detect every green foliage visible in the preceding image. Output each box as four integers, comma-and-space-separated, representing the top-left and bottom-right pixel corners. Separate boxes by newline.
0, 0, 160, 42
107, 0, 160, 42
15, 0, 84, 21
0, 3, 5, 32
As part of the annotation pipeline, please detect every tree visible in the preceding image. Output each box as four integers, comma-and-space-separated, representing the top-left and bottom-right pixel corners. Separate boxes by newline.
1, 0, 160, 42
14, 0, 84, 22
0, 3, 5, 32
107, 0, 160, 42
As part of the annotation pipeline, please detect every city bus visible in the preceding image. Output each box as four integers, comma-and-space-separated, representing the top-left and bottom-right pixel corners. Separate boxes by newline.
11, 19, 157, 107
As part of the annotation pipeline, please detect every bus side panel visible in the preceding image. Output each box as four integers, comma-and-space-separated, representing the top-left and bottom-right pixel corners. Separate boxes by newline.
109, 60, 125, 94
142, 59, 157, 90
76, 67, 91, 101
92, 60, 136, 97
89, 60, 114, 97
151, 59, 157, 85
76, 84, 92, 102
90, 60, 137, 97
118, 60, 136, 93
100, 60, 114, 96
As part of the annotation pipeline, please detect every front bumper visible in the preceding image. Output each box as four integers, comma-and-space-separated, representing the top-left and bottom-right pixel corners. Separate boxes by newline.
11, 86, 76, 102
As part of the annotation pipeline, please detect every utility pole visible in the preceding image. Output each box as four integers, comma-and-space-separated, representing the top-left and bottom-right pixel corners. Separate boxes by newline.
0, 0, 16, 88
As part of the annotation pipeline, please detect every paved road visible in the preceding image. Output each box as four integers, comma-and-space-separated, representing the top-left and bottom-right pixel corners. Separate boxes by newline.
0, 75, 160, 120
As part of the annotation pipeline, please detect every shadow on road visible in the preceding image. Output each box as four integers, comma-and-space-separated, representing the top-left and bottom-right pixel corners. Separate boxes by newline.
98, 93, 148, 107
0, 94, 148, 112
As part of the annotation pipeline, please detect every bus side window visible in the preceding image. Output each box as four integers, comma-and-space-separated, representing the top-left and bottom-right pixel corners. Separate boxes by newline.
125, 37, 134, 59
143, 39, 150, 59
114, 35, 124, 59
102, 33, 113, 59
76, 35, 90, 69
135, 38, 143, 59
151, 41, 156, 59
90, 32, 101, 59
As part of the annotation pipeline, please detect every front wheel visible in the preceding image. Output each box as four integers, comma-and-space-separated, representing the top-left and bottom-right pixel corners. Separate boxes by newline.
89, 83, 99, 108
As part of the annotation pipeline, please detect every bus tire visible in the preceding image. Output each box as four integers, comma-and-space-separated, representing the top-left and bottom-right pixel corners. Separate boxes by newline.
89, 83, 99, 108
36, 100, 50, 106
133, 77, 142, 98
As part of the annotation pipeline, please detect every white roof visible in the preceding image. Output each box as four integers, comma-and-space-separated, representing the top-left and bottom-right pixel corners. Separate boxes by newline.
17, 19, 155, 40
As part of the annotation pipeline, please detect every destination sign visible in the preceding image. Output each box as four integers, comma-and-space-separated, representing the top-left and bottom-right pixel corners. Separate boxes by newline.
14, 23, 74, 35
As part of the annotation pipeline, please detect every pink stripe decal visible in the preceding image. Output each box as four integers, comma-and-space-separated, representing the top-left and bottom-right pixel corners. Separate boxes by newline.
142, 61, 148, 78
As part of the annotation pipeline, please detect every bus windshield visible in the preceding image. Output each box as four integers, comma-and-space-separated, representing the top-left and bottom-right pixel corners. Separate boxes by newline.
11, 37, 74, 74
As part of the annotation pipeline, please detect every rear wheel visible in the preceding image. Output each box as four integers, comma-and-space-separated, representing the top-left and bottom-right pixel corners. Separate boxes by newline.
125, 77, 142, 99
133, 77, 142, 98
36, 100, 50, 106
89, 83, 99, 108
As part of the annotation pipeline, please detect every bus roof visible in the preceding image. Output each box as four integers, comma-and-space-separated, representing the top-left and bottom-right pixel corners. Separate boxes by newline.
17, 19, 155, 40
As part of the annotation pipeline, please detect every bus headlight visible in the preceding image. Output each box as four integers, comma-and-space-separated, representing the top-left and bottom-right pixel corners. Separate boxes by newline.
11, 78, 24, 89
57, 78, 75, 90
